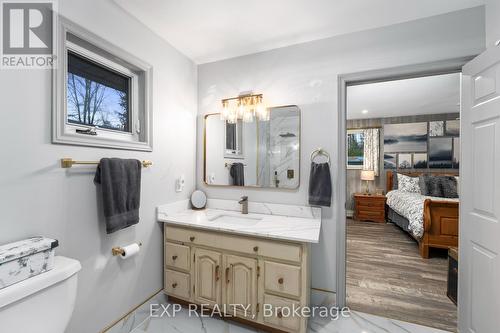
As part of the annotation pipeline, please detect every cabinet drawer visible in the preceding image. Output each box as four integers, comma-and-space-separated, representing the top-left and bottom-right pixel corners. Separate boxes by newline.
357, 200, 385, 208
264, 261, 301, 298
357, 210, 384, 217
165, 242, 190, 271
165, 225, 302, 262
263, 294, 302, 332
165, 269, 190, 300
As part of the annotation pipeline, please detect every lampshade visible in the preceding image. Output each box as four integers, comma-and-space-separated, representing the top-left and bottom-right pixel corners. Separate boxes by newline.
360, 170, 375, 181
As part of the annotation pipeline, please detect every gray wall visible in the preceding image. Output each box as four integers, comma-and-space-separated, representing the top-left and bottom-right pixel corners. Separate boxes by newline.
197, 7, 485, 297
346, 113, 460, 212
0, 1, 197, 332
485, 0, 500, 47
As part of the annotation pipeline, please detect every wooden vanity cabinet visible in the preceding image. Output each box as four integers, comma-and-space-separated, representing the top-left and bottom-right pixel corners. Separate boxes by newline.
164, 225, 310, 333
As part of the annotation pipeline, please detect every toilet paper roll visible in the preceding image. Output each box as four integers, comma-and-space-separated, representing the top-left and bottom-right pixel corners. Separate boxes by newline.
120, 243, 140, 259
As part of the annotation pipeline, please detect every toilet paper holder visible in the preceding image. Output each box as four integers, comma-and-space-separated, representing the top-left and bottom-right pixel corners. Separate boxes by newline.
112, 242, 142, 256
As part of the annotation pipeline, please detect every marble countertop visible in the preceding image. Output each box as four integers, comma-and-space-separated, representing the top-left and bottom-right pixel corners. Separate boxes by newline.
157, 199, 321, 243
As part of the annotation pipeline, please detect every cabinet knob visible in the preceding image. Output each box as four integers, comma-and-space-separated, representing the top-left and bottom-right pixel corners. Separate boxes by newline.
278, 277, 284, 285
172, 282, 178, 288
190, 236, 195, 242
277, 310, 283, 318
253, 246, 259, 252
172, 255, 178, 261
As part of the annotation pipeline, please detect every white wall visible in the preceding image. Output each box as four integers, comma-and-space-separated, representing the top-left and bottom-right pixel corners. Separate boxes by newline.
197, 7, 485, 297
0, 1, 197, 332
485, 0, 500, 47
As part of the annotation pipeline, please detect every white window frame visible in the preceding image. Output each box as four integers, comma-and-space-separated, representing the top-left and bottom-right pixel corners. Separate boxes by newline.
53, 18, 153, 151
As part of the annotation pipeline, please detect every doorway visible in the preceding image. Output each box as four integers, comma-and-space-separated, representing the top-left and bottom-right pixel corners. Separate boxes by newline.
336, 58, 472, 332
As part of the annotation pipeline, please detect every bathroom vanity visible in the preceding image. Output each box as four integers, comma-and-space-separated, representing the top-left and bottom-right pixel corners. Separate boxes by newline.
157, 200, 321, 333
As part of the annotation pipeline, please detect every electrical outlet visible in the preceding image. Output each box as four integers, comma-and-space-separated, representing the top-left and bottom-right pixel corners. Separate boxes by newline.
175, 175, 185, 192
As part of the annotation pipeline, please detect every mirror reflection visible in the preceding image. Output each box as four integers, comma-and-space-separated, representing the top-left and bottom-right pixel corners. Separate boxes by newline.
204, 105, 300, 188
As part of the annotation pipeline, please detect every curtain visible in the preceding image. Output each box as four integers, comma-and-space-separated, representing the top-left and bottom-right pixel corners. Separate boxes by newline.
363, 128, 380, 176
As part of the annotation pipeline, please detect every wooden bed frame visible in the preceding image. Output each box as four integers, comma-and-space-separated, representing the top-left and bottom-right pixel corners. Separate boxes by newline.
386, 170, 459, 258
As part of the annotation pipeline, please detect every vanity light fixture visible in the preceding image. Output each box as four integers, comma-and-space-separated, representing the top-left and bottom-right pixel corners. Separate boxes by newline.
220, 93, 269, 123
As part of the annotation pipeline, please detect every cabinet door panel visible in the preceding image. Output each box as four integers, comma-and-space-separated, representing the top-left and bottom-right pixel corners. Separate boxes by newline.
224, 254, 258, 318
194, 248, 221, 306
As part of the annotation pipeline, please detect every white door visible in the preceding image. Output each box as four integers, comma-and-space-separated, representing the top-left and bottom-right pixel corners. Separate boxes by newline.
460, 45, 500, 333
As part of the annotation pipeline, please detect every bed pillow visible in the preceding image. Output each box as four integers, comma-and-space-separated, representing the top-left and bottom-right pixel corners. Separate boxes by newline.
440, 176, 459, 198
419, 175, 441, 197
392, 172, 398, 190
397, 173, 420, 193
419, 175, 459, 198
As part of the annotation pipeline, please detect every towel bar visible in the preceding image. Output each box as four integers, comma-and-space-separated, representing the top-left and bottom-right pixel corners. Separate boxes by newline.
224, 162, 247, 168
61, 158, 152, 168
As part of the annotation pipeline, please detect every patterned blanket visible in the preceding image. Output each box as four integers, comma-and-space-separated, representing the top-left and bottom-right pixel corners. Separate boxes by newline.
386, 190, 459, 239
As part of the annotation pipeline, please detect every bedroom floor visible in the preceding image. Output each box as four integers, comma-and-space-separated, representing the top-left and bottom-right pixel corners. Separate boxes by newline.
346, 218, 457, 332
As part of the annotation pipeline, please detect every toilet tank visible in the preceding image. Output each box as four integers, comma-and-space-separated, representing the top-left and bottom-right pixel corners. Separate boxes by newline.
0, 236, 59, 289
0, 256, 81, 333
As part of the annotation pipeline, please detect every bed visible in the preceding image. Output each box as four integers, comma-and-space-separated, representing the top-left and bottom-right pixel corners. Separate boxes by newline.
386, 170, 459, 258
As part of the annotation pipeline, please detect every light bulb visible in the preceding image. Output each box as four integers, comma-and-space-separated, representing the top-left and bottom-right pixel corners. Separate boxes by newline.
243, 109, 254, 122
237, 100, 245, 118
221, 100, 229, 121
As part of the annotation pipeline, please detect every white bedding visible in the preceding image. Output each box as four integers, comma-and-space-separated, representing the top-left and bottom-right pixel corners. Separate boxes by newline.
386, 190, 459, 239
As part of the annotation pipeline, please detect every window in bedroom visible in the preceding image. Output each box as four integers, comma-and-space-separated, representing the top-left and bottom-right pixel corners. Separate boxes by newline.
53, 18, 153, 151
347, 129, 364, 169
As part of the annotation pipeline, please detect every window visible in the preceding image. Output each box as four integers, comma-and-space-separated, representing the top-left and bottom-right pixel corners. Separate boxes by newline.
347, 129, 364, 169
53, 18, 152, 151
67, 51, 130, 132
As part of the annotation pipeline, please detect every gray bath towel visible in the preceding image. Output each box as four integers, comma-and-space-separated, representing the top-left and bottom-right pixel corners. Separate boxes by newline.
309, 162, 332, 207
230, 163, 245, 186
94, 158, 142, 234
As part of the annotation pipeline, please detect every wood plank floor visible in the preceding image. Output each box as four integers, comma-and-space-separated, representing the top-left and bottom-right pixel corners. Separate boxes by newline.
346, 219, 457, 332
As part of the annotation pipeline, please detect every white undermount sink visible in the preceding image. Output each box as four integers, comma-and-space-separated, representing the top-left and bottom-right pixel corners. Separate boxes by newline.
207, 214, 263, 226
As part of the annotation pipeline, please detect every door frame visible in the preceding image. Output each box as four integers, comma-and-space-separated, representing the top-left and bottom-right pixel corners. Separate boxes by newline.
335, 56, 475, 308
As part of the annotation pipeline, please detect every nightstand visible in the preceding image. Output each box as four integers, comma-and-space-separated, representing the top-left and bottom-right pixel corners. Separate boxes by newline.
354, 193, 386, 223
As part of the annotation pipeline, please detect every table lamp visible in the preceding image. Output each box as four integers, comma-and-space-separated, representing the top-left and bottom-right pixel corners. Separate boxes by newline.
360, 170, 375, 194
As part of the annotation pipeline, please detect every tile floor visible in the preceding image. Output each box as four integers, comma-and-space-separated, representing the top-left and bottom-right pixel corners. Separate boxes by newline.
130, 300, 451, 333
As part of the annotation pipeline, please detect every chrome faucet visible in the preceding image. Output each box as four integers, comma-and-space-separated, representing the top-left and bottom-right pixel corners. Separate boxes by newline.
239, 196, 248, 214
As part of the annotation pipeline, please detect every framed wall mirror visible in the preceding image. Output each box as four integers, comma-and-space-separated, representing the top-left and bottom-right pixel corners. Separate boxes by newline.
204, 105, 301, 188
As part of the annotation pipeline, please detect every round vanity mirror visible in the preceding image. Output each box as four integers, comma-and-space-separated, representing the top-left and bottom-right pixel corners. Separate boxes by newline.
191, 190, 207, 209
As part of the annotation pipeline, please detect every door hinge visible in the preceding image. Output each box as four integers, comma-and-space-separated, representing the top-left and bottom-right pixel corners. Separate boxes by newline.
193, 254, 195, 262
193, 285, 195, 293
257, 265, 260, 278
256, 303, 260, 314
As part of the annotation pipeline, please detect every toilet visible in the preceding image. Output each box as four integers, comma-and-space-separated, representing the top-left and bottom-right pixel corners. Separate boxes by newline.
0, 256, 81, 333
